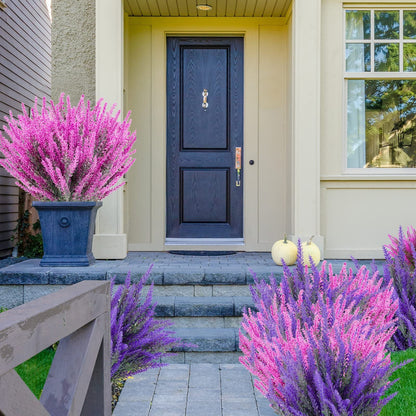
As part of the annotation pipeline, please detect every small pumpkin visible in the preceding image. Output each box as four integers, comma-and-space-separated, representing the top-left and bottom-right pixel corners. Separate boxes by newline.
301, 235, 321, 267
271, 234, 297, 266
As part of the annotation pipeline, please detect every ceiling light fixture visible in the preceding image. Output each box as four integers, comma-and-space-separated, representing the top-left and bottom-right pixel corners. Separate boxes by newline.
196, 4, 213, 11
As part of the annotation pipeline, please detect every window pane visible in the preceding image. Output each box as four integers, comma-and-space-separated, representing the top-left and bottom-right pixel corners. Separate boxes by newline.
375, 11, 400, 39
347, 80, 416, 168
347, 80, 367, 168
346, 10, 371, 40
346, 43, 371, 72
404, 11, 416, 39
374, 43, 399, 71
404, 43, 416, 71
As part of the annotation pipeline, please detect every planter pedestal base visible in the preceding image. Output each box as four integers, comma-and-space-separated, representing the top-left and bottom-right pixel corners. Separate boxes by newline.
40, 253, 96, 267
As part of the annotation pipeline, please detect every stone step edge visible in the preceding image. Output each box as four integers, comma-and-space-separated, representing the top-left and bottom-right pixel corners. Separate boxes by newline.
154, 296, 255, 317
0, 259, 386, 285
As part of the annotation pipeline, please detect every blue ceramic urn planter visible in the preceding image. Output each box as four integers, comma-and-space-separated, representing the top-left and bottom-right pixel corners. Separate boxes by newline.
32, 201, 102, 267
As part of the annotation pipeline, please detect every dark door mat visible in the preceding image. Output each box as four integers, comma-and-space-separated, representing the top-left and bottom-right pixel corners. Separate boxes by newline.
169, 251, 236, 256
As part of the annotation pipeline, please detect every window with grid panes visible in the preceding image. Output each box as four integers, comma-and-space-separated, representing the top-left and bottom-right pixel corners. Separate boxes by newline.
346, 9, 416, 169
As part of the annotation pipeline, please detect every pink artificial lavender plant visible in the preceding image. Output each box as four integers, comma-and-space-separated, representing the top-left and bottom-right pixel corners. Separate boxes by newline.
385, 225, 416, 268
240, 245, 406, 415
383, 226, 416, 350
0, 94, 136, 201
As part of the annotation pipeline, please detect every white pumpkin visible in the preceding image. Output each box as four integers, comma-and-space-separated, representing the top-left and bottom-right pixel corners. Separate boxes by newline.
301, 236, 321, 267
271, 235, 297, 266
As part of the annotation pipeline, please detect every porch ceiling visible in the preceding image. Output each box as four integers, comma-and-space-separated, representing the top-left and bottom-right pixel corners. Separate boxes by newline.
124, 0, 291, 18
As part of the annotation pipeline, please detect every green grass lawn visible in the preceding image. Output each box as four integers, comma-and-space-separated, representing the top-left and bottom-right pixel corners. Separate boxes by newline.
0, 309, 55, 399
380, 348, 416, 416
15, 347, 55, 399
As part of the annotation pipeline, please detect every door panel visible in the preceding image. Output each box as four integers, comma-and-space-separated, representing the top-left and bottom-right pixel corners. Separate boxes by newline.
166, 37, 243, 239
181, 168, 229, 223
182, 48, 228, 150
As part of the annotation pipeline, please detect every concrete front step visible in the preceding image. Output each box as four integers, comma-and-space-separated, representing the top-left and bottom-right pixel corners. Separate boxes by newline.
161, 351, 242, 364
172, 327, 240, 352
155, 297, 250, 358
154, 296, 254, 317
165, 316, 242, 329
0, 254, 386, 362
148, 284, 252, 297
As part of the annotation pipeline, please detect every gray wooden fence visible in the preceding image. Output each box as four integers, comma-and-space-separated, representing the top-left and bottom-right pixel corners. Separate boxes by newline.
0, 281, 111, 416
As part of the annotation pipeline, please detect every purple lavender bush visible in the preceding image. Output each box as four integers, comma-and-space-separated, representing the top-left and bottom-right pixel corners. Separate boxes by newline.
383, 227, 416, 350
111, 266, 184, 381
240, 242, 405, 416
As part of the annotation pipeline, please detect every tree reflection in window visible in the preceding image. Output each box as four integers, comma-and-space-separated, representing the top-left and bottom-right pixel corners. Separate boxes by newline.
374, 11, 400, 39
348, 80, 416, 168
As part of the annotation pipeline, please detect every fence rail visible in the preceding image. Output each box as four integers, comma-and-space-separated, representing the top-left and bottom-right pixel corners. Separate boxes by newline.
0, 280, 111, 416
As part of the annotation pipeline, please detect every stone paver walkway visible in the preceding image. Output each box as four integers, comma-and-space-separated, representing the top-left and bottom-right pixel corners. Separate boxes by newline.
113, 364, 276, 416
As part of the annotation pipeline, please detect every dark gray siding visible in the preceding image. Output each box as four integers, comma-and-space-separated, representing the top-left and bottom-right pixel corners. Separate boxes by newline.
0, 0, 51, 257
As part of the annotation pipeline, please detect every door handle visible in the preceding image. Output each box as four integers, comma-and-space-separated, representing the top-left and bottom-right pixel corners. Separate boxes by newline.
235, 147, 241, 187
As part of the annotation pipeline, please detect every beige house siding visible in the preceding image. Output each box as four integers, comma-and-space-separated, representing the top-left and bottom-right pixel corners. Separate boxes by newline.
51, 0, 95, 102
258, 25, 290, 246
0, 0, 51, 257
320, 0, 416, 258
125, 17, 290, 251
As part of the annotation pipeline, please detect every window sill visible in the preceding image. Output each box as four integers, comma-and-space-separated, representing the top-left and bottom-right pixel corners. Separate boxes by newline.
321, 173, 416, 181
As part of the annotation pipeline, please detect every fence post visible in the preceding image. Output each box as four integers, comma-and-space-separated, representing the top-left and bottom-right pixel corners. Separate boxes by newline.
81, 283, 111, 415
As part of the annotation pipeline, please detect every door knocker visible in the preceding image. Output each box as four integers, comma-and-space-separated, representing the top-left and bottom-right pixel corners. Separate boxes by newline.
202, 89, 208, 110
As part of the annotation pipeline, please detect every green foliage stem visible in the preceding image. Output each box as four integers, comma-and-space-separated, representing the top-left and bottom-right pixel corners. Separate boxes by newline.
12, 209, 43, 258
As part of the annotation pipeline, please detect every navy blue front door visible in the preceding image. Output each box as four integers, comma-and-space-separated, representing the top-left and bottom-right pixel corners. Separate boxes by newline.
166, 37, 244, 239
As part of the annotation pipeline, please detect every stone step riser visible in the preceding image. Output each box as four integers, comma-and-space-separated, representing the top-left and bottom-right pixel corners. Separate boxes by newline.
154, 296, 255, 318
112, 269, 270, 286
143, 284, 252, 297
164, 316, 242, 329
160, 352, 242, 364
172, 328, 239, 353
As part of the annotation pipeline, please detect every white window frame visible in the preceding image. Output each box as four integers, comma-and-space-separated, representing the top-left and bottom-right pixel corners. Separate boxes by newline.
344, 7, 416, 174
